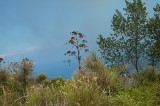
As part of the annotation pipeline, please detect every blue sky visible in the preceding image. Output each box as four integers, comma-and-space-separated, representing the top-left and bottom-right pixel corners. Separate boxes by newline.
0, 0, 159, 78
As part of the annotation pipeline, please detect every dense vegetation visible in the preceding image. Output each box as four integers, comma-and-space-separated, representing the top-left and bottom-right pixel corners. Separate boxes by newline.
0, 54, 160, 106
0, 0, 159, 106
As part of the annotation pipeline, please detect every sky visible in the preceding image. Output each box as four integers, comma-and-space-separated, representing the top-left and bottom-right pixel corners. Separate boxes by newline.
0, 0, 159, 78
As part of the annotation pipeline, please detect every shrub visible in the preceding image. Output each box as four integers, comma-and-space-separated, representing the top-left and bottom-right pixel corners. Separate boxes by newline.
36, 73, 47, 83
115, 83, 160, 106
50, 77, 65, 88
111, 92, 137, 106
43, 77, 65, 89
0, 69, 9, 85
26, 85, 62, 106
61, 71, 109, 106
136, 66, 159, 85
151, 85, 160, 105
83, 52, 123, 95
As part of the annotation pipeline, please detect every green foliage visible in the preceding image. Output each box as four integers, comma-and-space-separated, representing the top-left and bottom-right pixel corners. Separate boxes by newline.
61, 71, 109, 106
15, 58, 34, 84
0, 57, 160, 105
136, 67, 159, 84
26, 85, 61, 106
111, 92, 137, 106
9, 58, 35, 103
97, 35, 124, 65
84, 53, 123, 95
146, 3, 160, 66
43, 77, 65, 88
0, 58, 35, 105
108, 82, 160, 106
97, 0, 148, 73
50, 77, 65, 88
36, 73, 47, 83
0, 87, 22, 106
0, 69, 9, 85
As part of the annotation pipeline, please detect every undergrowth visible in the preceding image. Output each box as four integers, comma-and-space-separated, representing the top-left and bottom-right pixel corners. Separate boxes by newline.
0, 55, 160, 106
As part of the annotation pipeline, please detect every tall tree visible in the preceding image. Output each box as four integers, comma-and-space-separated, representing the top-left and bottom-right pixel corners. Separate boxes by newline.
97, 0, 148, 73
147, 4, 160, 66
65, 31, 89, 70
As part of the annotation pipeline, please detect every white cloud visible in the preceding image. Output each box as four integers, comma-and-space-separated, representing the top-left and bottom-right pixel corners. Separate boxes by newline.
0, 52, 15, 57
0, 46, 41, 58
26, 46, 41, 52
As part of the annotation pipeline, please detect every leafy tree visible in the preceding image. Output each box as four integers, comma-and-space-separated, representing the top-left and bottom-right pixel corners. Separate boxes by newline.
147, 4, 160, 66
97, 0, 148, 73
65, 31, 89, 70
97, 35, 126, 66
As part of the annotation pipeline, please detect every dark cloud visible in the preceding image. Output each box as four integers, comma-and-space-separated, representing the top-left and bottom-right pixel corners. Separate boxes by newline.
0, 0, 158, 78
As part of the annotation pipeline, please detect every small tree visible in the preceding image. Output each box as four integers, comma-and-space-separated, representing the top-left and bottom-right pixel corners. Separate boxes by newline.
65, 31, 89, 70
98, 0, 148, 73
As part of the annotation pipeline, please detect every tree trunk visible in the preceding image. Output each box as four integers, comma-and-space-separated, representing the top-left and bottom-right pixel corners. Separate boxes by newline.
135, 33, 139, 73
135, 0, 139, 73
78, 50, 81, 70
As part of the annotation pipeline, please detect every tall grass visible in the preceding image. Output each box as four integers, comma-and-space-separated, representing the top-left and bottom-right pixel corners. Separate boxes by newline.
84, 52, 123, 95
0, 56, 160, 105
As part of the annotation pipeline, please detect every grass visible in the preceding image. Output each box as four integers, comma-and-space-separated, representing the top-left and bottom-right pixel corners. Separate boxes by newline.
0, 54, 160, 106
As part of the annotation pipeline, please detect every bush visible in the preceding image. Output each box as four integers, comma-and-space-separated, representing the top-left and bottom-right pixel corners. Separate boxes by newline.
0, 69, 9, 85
36, 73, 47, 83
26, 85, 62, 106
61, 71, 109, 106
136, 66, 159, 84
111, 92, 137, 106
43, 77, 65, 88
84, 52, 123, 95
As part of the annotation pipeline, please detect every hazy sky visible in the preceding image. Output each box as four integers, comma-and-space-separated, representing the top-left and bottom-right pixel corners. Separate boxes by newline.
0, 0, 159, 78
